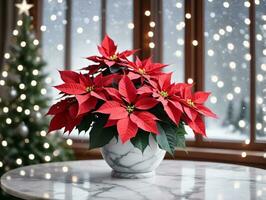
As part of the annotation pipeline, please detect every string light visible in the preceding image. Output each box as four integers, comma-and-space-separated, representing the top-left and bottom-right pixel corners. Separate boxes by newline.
245, 139, 250, 145
44, 155, 51, 162
144, 10, 151, 16
66, 139, 73, 146
33, 39, 39, 45
24, 109, 30, 115
17, 20, 23, 26
19, 83, 25, 90
17, 65, 24, 71
28, 154, 35, 160
241, 152, 247, 158
207, 49, 214, 56
43, 143, 50, 149
0, 162, 3, 168
149, 21, 155, 28
57, 44, 64, 51
176, 2, 183, 8
223, 2, 230, 8
187, 78, 194, 84
40, 25, 47, 32
2, 71, 8, 77
13, 29, 19, 36
31, 80, 37, 86
0, 80, 5, 86
3, 107, 9, 113
40, 130, 47, 137
41, 88, 47, 95
210, 96, 217, 104
17, 106, 23, 112
239, 120, 246, 128
20, 94, 26, 100
77, 27, 83, 34
192, 40, 198, 46
2, 140, 8, 147
32, 69, 39, 75
6, 118, 12, 124
4, 53, 10, 59
50, 14, 57, 21
20, 41, 26, 47
148, 31, 154, 37
149, 42, 155, 48
185, 13, 191, 19
33, 105, 40, 111
93, 15, 99, 22
127, 22, 134, 29
16, 158, 22, 165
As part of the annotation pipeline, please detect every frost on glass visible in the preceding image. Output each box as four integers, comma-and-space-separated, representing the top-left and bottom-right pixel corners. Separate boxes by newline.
162, 0, 184, 83
106, 0, 133, 52
204, 0, 250, 140
255, 0, 266, 141
71, 0, 101, 69
42, 0, 66, 87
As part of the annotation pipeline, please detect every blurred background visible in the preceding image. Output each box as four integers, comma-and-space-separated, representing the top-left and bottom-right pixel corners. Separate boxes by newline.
0, 1, 265, 197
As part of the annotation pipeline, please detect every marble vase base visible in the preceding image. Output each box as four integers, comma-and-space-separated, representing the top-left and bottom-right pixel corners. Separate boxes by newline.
111, 170, 154, 179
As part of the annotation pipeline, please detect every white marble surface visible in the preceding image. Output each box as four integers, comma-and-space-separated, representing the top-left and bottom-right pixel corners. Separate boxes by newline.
1, 160, 266, 200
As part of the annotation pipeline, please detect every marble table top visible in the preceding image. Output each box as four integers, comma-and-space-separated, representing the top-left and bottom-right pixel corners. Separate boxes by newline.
1, 160, 266, 200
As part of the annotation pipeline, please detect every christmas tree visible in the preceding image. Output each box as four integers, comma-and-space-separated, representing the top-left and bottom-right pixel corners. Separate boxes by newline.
0, 2, 73, 198
222, 101, 234, 127
234, 99, 248, 133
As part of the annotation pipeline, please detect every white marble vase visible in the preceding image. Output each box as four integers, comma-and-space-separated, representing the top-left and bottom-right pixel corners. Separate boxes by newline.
101, 135, 166, 179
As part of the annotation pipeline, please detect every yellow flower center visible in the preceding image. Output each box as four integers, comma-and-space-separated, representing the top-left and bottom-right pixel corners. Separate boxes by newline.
126, 105, 135, 113
109, 54, 118, 60
138, 68, 146, 75
160, 91, 168, 98
187, 99, 195, 107
86, 86, 94, 92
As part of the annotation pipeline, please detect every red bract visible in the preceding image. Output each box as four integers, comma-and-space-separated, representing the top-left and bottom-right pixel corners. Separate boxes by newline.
87, 35, 137, 67
138, 73, 183, 126
47, 98, 82, 133
55, 71, 106, 115
176, 84, 218, 135
127, 57, 167, 81
96, 76, 159, 143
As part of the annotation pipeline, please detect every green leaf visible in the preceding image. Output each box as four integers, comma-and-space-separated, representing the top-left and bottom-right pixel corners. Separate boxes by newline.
156, 122, 187, 156
156, 123, 173, 155
175, 125, 186, 149
89, 115, 116, 149
130, 130, 150, 153
76, 114, 94, 133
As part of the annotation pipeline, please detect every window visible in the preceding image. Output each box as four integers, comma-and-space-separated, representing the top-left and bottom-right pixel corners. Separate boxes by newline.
40, 0, 265, 155
204, 0, 250, 141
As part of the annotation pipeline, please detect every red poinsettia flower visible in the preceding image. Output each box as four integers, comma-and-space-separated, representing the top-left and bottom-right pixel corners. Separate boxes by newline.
176, 84, 217, 135
47, 98, 82, 133
96, 76, 159, 143
138, 73, 183, 126
127, 57, 167, 81
55, 71, 106, 116
87, 35, 137, 67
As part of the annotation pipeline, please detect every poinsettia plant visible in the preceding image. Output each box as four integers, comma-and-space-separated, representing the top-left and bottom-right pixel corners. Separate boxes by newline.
47, 35, 217, 155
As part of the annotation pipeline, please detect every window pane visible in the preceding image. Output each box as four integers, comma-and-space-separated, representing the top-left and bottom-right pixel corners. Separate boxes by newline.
204, 0, 250, 141
255, 0, 266, 141
71, 0, 101, 69
162, 0, 184, 83
42, 0, 66, 87
106, 0, 133, 51
162, 0, 194, 139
